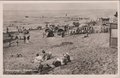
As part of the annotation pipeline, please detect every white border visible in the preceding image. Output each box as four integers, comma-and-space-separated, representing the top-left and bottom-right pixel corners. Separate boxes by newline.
0, 1, 3, 77
1, 1, 119, 3
0, 1, 119, 78
118, 1, 120, 78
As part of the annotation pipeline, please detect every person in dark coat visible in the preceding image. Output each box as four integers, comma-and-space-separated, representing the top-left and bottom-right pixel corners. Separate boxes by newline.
15, 35, 19, 46
27, 35, 30, 40
47, 30, 54, 37
52, 60, 61, 67
6, 27, 9, 33
23, 35, 26, 43
27, 35, 30, 43
61, 31, 65, 37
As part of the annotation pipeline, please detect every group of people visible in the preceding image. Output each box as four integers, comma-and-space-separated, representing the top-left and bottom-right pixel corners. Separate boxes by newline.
7, 33, 19, 47
34, 50, 52, 63
8, 33, 31, 47
33, 50, 71, 73
7, 27, 31, 47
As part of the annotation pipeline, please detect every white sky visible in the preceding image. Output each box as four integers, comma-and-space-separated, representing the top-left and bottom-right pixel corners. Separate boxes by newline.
4, 1, 118, 10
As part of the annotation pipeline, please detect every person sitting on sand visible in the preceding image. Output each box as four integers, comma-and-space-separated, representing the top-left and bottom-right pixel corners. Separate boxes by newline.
33, 53, 44, 73
41, 50, 52, 61
34, 53, 43, 63
46, 52, 52, 60
41, 50, 47, 61
63, 53, 71, 62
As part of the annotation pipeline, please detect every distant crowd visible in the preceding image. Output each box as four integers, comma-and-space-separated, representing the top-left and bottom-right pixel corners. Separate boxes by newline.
6, 27, 31, 47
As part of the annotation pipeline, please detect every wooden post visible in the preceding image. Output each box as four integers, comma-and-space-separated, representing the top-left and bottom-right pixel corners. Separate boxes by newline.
109, 23, 117, 48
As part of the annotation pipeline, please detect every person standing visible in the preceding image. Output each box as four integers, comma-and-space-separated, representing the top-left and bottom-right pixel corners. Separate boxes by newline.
8, 36, 12, 47
15, 35, 19, 46
61, 31, 65, 38
43, 32, 46, 38
6, 27, 9, 33
26, 35, 30, 43
23, 35, 26, 43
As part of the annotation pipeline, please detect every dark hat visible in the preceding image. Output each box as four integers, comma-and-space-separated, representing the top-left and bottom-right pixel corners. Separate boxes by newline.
36, 53, 39, 56
42, 50, 45, 53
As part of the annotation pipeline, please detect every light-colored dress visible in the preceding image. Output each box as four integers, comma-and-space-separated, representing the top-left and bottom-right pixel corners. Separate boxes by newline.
34, 55, 43, 64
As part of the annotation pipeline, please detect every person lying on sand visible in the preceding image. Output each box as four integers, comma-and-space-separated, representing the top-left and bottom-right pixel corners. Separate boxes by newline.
52, 53, 71, 67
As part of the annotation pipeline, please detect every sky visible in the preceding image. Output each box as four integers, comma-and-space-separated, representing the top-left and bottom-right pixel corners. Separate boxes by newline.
3, 1, 118, 11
